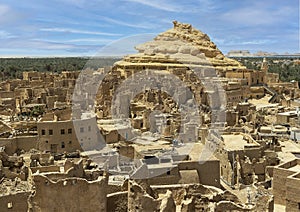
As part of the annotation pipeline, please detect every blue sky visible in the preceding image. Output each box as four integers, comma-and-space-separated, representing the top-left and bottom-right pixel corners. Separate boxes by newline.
0, 0, 298, 57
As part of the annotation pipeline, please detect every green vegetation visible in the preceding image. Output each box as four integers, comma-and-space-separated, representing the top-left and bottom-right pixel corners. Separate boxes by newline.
30, 105, 45, 117
235, 57, 300, 82
1, 56, 300, 83
0, 57, 120, 80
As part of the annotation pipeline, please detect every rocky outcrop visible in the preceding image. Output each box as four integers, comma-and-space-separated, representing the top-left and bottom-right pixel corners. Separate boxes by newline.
98, 21, 235, 119
115, 21, 245, 76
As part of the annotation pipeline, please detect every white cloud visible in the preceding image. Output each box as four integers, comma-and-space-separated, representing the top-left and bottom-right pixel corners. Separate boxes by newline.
0, 4, 25, 25
124, 0, 215, 13
40, 28, 122, 36
0, 5, 9, 15
1, 39, 74, 50
32, 37, 116, 44
124, 0, 178, 12
58, 0, 87, 7
101, 17, 158, 29
66, 38, 116, 43
214, 36, 277, 46
221, 3, 296, 26
0, 30, 15, 39
0, 38, 101, 55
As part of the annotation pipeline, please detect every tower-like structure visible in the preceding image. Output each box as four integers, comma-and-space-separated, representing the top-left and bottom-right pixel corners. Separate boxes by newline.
261, 57, 269, 73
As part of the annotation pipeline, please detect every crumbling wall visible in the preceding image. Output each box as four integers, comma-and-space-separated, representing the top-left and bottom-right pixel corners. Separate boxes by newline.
31, 175, 108, 212
215, 200, 250, 212
0, 136, 37, 155
151, 183, 244, 211
16, 136, 38, 152
107, 191, 128, 212
178, 160, 220, 188
128, 180, 159, 212
0, 192, 30, 212
0, 139, 17, 155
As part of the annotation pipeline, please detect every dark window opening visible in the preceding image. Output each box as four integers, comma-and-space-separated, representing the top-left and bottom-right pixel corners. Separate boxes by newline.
298, 203, 300, 210
49, 129, 53, 135
167, 171, 171, 175
41, 130, 45, 135
69, 141, 72, 144
45, 140, 48, 143
80, 127, 84, 133
50, 144, 57, 153
61, 142, 65, 148
68, 128, 72, 134
61, 129, 65, 135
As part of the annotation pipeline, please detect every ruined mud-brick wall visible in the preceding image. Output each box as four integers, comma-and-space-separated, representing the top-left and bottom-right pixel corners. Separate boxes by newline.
0, 136, 37, 156
273, 166, 298, 205
96, 62, 206, 119
129, 90, 182, 132
0, 192, 31, 212
31, 175, 108, 212
0, 177, 32, 212
285, 173, 300, 212
225, 70, 265, 87
107, 191, 128, 212
3, 71, 79, 113
177, 160, 220, 188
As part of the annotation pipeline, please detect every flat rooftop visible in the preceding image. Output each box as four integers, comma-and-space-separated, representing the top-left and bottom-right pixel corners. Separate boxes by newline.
288, 164, 300, 172
176, 142, 218, 161
222, 134, 259, 151
277, 111, 297, 116
97, 119, 130, 132
248, 95, 278, 109
133, 141, 171, 155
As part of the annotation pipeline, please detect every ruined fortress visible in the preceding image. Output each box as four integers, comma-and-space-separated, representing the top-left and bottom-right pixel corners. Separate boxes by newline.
0, 21, 299, 211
